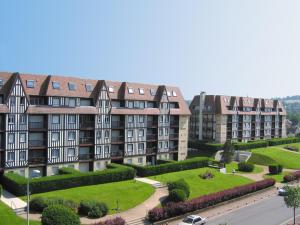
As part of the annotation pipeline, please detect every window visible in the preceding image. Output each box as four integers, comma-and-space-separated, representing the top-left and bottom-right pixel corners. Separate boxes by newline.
105, 100, 109, 108
104, 130, 109, 138
10, 96, 16, 106
52, 115, 60, 124
159, 116, 163, 123
8, 134, 14, 143
127, 159, 132, 164
69, 98, 76, 107
20, 133, 26, 143
0, 79, 3, 87
96, 146, 102, 155
167, 91, 171, 97
159, 142, 163, 149
52, 132, 59, 141
98, 115, 102, 123
104, 146, 109, 155
139, 88, 144, 95
138, 157, 143, 164
96, 130, 101, 139
109, 86, 114, 93
19, 151, 26, 160
52, 149, 60, 158
128, 87, 134, 94
105, 116, 110, 124
134, 101, 139, 108
20, 97, 25, 105
164, 141, 169, 148
150, 89, 156, 96
159, 128, 163, 136
138, 129, 144, 137
67, 148, 75, 157
140, 101, 145, 109
52, 81, 60, 89
172, 91, 177, 97
68, 164, 75, 168
26, 80, 35, 88
128, 101, 134, 108
127, 144, 133, 153
52, 98, 60, 106
128, 115, 134, 123
7, 152, 15, 161
85, 84, 93, 92
20, 115, 26, 124
68, 131, 76, 140
128, 130, 133, 138
68, 82, 76, 91
138, 143, 144, 150
165, 128, 169, 135
139, 115, 144, 123
52, 167, 59, 175
165, 116, 169, 123
8, 115, 15, 124
19, 170, 25, 177
68, 115, 76, 123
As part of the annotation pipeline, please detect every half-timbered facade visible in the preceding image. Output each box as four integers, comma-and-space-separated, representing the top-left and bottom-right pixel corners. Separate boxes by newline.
0, 72, 190, 177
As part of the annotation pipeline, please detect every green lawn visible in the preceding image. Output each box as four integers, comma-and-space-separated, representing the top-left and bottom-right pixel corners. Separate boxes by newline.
282, 143, 300, 152
24, 180, 154, 214
0, 201, 40, 225
225, 162, 263, 174
249, 146, 300, 169
264, 172, 290, 183
150, 168, 253, 199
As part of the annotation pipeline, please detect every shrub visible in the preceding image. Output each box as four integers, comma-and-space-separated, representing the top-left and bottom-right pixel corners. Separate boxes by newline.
79, 200, 108, 218
168, 179, 190, 198
29, 197, 78, 213
238, 162, 254, 172
284, 146, 299, 152
283, 171, 300, 183
268, 164, 283, 175
41, 205, 80, 225
2, 163, 135, 196
58, 167, 81, 175
268, 137, 300, 146
94, 217, 126, 225
200, 170, 215, 179
148, 179, 275, 222
127, 157, 210, 177
168, 189, 187, 202
188, 140, 224, 151
233, 141, 268, 150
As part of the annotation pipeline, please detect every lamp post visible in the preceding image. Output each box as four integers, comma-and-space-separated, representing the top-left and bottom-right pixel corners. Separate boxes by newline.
27, 169, 40, 225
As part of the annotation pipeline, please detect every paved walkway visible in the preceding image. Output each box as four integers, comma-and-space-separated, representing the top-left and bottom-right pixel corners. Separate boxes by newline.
1, 189, 27, 209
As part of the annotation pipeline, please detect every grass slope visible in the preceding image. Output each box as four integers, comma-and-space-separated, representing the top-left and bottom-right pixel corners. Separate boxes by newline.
150, 167, 252, 199
25, 180, 154, 214
0, 201, 40, 225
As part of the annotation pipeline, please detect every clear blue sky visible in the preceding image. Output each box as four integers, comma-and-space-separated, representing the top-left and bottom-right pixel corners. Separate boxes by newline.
0, 1, 299, 99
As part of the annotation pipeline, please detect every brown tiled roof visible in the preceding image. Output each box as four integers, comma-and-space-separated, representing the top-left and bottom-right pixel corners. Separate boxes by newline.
26, 105, 98, 114
111, 108, 160, 115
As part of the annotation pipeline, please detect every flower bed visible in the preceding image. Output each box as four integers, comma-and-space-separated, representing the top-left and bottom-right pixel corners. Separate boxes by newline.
283, 171, 300, 183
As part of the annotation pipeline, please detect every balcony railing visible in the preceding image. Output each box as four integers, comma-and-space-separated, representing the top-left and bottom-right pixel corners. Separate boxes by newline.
147, 121, 158, 127
79, 137, 94, 144
111, 151, 124, 158
111, 121, 125, 128
169, 146, 178, 152
111, 136, 124, 142
29, 122, 45, 129
169, 133, 179, 139
78, 153, 94, 160
170, 121, 179, 126
146, 134, 157, 140
80, 121, 94, 129
146, 148, 157, 154
28, 157, 47, 164
29, 140, 46, 147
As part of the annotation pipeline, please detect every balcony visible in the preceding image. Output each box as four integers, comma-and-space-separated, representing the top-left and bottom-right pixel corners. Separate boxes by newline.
170, 121, 179, 126
29, 140, 46, 147
78, 153, 94, 160
169, 133, 179, 139
79, 137, 94, 144
146, 134, 157, 141
169, 146, 178, 152
28, 157, 47, 165
111, 151, 124, 158
146, 148, 157, 155
29, 122, 45, 129
111, 136, 124, 143
111, 121, 125, 129
147, 121, 158, 127
79, 121, 94, 129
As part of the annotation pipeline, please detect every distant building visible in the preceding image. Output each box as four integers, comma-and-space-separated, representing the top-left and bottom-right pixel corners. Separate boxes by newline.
0, 72, 190, 177
189, 92, 287, 143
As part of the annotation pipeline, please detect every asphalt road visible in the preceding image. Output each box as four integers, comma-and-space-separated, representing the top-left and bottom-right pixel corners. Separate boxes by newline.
206, 195, 300, 225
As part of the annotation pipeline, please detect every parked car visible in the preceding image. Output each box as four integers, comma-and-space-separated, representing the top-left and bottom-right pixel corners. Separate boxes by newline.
278, 186, 288, 196
178, 215, 206, 225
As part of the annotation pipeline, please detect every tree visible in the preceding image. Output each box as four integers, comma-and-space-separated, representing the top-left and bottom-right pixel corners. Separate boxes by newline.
284, 186, 300, 225
221, 140, 235, 165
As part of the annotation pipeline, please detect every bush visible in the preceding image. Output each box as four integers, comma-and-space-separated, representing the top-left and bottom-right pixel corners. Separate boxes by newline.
2, 164, 135, 196
283, 171, 300, 183
188, 141, 223, 151
79, 200, 108, 218
233, 141, 268, 150
268, 137, 300, 146
127, 157, 210, 177
41, 205, 80, 225
268, 164, 283, 175
148, 179, 275, 222
200, 170, 214, 179
238, 162, 254, 172
168, 179, 190, 198
168, 189, 187, 202
29, 197, 78, 213
284, 146, 299, 152
94, 217, 126, 225
58, 167, 81, 175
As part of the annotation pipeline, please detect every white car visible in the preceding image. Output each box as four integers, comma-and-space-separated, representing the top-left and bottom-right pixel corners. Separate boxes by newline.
178, 215, 206, 225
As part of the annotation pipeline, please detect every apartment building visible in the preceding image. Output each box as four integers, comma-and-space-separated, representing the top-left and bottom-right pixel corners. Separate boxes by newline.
189, 92, 287, 143
0, 72, 190, 177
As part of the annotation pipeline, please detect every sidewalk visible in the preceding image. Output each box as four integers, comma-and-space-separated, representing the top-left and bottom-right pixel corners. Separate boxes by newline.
0, 189, 27, 210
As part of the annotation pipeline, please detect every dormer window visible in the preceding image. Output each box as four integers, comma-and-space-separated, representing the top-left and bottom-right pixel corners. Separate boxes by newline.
128, 87, 134, 94
52, 81, 60, 89
109, 87, 114, 93
0, 79, 3, 88
150, 89, 156, 96
139, 88, 144, 95
68, 82, 76, 91
85, 84, 93, 92
172, 91, 177, 97
167, 91, 171, 97
27, 80, 35, 88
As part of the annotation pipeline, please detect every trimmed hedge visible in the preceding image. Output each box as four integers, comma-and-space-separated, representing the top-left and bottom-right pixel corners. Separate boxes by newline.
41, 205, 80, 225
233, 141, 268, 150
79, 200, 108, 218
58, 167, 81, 175
268, 164, 283, 175
148, 179, 276, 222
284, 171, 300, 183
127, 157, 210, 177
94, 217, 126, 225
238, 162, 254, 172
29, 197, 78, 213
268, 137, 300, 146
1, 164, 135, 196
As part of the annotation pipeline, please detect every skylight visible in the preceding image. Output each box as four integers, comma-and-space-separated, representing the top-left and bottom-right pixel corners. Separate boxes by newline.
27, 80, 35, 88
109, 87, 114, 93
68, 82, 76, 91
85, 84, 93, 92
167, 91, 171, 97
128, 87, 134, 94
52, 81, 60, 89
0, 79, 4, 88
172, 91, 177, 97
139, 88, 144, 95
150, 89, 156, 96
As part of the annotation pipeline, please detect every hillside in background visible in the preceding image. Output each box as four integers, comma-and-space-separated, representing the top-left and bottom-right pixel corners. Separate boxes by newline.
276, 96, 300, 125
